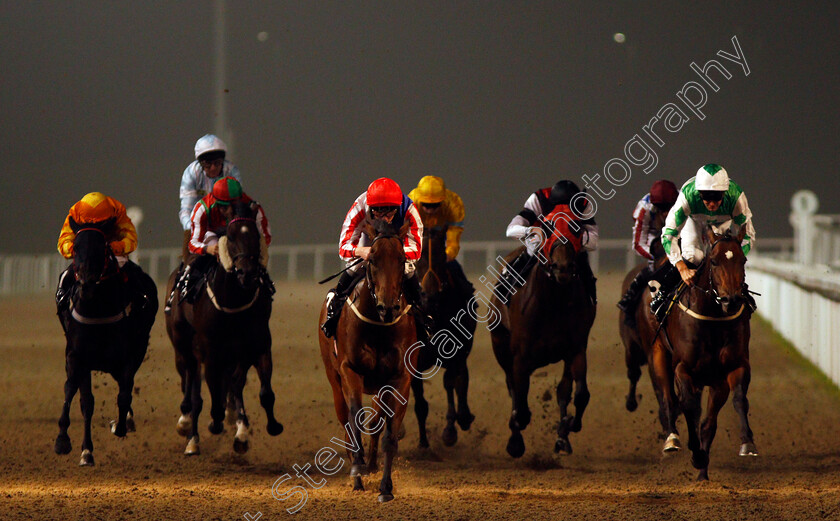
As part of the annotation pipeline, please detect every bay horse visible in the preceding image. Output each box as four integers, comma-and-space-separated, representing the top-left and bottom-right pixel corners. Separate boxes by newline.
490, 208, 596, 458
318, 218, 417, 503
619, 209, 682, 453
54, 217, 158, 466
411, 224, 477, 448
165, 201, 282, 456
660, 225, 756, 480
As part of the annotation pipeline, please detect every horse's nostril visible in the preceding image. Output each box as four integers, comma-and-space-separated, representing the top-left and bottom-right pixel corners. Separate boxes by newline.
376, 303, 386, 312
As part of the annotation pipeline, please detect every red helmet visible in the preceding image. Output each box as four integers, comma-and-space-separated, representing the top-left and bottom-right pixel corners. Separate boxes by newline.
650, 180, 678, 206
212, 176, 243, 204
366, 178, 403, 207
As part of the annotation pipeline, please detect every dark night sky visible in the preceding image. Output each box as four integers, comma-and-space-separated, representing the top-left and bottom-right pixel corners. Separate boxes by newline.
2, 1, 838, 254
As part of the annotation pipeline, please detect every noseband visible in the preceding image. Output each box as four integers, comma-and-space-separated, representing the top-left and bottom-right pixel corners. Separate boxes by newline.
365, 234, 405, 307
692, 235, 741, 307
74, 227, 115, 284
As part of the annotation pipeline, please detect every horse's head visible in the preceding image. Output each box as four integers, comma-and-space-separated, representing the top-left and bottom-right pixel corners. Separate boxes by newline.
70, 216, 115, 298
221, 201, 262, 289
364, 217, 409, 322
704, 224, 747, 313
419, 225, 448, 308
541, 207, 583, 285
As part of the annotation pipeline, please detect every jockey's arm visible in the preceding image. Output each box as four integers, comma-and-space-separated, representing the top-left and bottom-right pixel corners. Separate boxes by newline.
632, 199, 654, 261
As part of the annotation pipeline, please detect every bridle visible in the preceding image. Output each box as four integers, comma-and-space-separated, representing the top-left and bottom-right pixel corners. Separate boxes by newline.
689, 234, 742, 308
73, 227, 116, 284
365, 233, 405, 309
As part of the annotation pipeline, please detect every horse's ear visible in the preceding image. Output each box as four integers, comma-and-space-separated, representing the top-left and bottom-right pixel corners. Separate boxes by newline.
736, 224, 747, 244
704, 224, 717, 244
398, 219, 411, 240
100, 217, 117, 235
68, 216, 81, 234
363, 216, 377, 239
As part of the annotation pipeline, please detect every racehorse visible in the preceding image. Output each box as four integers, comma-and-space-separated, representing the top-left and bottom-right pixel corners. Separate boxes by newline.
165, 201, 282, 456
619, 209, 682, 452
659, 225, 756, 480
411, 224, 476, 448
54, 217, 158, 466
318, 218, 417, 503
490, 208, 596, 458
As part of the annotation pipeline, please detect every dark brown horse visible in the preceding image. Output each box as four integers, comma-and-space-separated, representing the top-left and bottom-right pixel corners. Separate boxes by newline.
411, 224, 476, 448
619, 209, 682, 452
54, 218, 157, 466
491, 213, 596, 458
660, 225, 756, 480
318, 218, 417, 502
165, 201, 282, 456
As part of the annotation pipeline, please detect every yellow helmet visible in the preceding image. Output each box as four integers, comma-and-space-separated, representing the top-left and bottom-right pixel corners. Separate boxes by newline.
414, 176, 446, 204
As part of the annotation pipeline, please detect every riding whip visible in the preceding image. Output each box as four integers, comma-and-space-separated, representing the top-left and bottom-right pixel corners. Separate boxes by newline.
318, 257, 364, 284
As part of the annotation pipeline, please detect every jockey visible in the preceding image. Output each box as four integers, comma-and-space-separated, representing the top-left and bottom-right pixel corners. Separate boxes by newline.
616, 180, 679, 326
320, 177, 425, 339
165, 176, 271, 311
407, 175, 474, 300
179, 134, 242, 259
499, 180, 599, 305
56, 192, 150, 310
650, 164, 757, 319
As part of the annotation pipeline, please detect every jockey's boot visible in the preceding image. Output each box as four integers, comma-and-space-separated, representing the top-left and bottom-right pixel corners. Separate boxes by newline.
649, 263, 681, 321
55, 266, 75, 313
321, 270, 356, 339
403, 272, 434, 342
446, 259, 475, 301
577, 252, 597, 306
617, 266, 653, 327
121, 261, 152, 310
495, 251, 535, 305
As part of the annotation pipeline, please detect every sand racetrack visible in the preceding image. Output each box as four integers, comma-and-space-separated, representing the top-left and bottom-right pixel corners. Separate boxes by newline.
1, 273, 839, 521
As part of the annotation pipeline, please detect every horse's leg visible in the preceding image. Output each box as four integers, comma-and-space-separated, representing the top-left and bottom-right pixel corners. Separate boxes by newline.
625, 341, 642, 412
557, 350, 590, 455
506, 359, 530, 458
367, 401, 384, 474
230, 365, 250, 454
697, 381, 730, 481
78, 370, 95, 466
377, 378, 411, 503
176, 354, 195, 438
185, 362, 203, 455
204, 360, 227, 435
441, 367, 458, 447
650, 346, 681, 452
54, 356, 80, 455
254, 347, 284, 436
411, 376, 430, 448
554, 361, 573, 454
341, 373, 368, 490
729, 365, 757, 457
674, 362, 707, 472
455, 361, 475, 432
110, 367, 134, 438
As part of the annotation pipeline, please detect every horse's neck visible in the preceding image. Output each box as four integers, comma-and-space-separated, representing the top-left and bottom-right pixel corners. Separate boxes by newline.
72, 276, 127, 313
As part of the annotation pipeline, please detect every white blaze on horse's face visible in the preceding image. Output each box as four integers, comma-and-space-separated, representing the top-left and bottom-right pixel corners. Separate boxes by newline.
725, 251, 734, 260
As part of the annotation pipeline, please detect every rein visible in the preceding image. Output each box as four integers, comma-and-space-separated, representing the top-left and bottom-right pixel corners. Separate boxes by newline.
69, 300, 132, 325
205, 283, 260, 313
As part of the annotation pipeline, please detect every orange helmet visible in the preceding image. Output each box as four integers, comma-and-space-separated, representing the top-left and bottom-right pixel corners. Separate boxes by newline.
212, 177, 242, 204
366, 178, 403, 207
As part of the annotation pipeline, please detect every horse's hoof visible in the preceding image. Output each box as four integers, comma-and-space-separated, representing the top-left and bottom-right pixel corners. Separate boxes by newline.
208, 420, 225, 435
397, 424, 406, 440
697, 469, 710, 481
54, 435, 72, 455
185, 436, 200, 456
79, 449, 94, 467
377, 494, 394, 503
663, 433, 682, 453
554, 437, 572, 455
267, 421, 284, 437
418, 437, 430, 449
739, 442, 758, 457
441, 424, 457, 447
690, 449, 709, 470
625, 394, 639, 412
233, 438, 250, 454
176, 415, 192, 437
457, 412, 475, 431
125, 413, 136, 433
352, 476, 365, 491
350, 464, 369, 477
506, 432, 525, 458
110, 420, 127, 438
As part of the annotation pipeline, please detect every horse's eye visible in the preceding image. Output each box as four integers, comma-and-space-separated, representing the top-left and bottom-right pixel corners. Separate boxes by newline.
710, 260, 719, 267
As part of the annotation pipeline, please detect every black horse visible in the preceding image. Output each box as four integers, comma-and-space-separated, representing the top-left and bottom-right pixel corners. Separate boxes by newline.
165, 201, 282, 455
54, 217, 158, 466
411, 224, 477, 448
